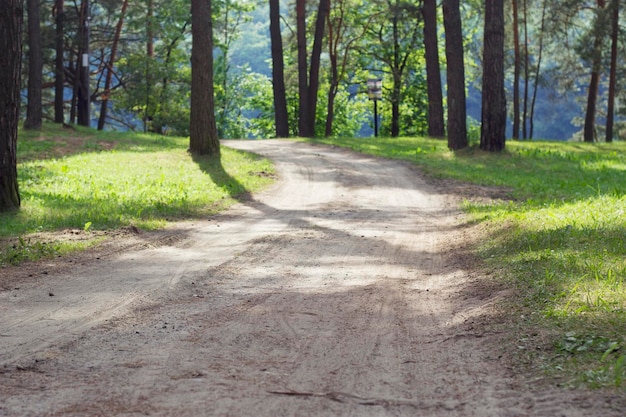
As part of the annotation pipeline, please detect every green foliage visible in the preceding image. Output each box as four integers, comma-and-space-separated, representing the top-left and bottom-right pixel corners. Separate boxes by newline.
376, 68, 430, 137
0, 237, 61, 267
314, 135, 626, 389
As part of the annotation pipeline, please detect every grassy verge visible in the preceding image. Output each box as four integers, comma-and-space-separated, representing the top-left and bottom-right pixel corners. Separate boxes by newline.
313, 135, 626, 390
1, 124, 274, 266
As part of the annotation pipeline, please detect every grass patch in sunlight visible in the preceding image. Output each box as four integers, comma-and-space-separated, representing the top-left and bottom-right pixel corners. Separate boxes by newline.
314, 135, 626, 389
1, 124, 274, 266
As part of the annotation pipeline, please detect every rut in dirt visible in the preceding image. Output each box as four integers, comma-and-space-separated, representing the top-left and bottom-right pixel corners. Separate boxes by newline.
0, 140, 623, 417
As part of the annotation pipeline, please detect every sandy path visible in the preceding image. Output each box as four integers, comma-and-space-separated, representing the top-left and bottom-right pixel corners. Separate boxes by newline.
0, 140, 622, 416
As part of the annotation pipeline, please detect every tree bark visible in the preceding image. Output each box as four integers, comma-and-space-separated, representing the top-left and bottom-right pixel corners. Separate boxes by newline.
307, 0, 331, 137
269, 0, 289, 138
391, 13, 401, 138
144, 0, 154, 133
605, 0, 619, 143
76, 0, 90, 127
190, 0, 220, 156
480, 0, 506, 152
442, 0, 467, 150
296, 0, 310, 137
529, 0, 547, 140
0, 0, 23, 210
583, 0, 607, 143
54, 0, 65, 124
522, 0, 529, 139
325, 9, 340, 138
24, 0, 43, 130
98, 0, 129, 131
422, 0, 444, 138
511, 0, 520, 139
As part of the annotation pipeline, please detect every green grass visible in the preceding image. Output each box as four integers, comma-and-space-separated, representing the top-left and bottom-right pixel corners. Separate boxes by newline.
0, 124, 274, 266
313, 135, 626, 390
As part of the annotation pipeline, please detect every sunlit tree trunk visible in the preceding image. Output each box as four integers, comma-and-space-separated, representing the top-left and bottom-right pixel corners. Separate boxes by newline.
190, 0, 220, 155
0, 0, 23, 210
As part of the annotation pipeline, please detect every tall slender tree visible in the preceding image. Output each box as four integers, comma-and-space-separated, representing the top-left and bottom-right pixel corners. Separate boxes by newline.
54, 0, 65, 124
522, 0, 529, 139
442, 0, 467, 150
270, 0, 289, 137
423, 0, 444, 138
190, 0, 220, 155
144, 0, 155, 133
605, 0, 619, 143
24, 0, 43, 130
98, 0, 129, 130
296, 0, 310, 137
511, 0, 520, 139
480, 0, 506, 151
307, 0, 331, 137
76, 0, 90, 126
0, 0, 23, 210
583, 0, 607, 143
529, 0, 547, 140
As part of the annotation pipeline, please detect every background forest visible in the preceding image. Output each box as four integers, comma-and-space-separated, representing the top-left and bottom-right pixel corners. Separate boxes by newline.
18, 0, 626, 142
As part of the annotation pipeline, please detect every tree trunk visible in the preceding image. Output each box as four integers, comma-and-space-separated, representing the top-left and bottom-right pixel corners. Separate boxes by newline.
442, 0, 467, 150
98, 0, 129, 131
522, 0, 529, 139
190, 0, 220, 156
76, 0, 90, 127
480, 0, 506, 152
422, 0, 444, 138
583, 0, 607, 143
296, 0, 310, 137
145, 0, 154, 133
390, 14, 401, 138
54, 0, 65, 124
606, 0, 619, 143
391, 70, 401, 137
0, 0, 23, 210
325, 10, 339, 138
24, 0, 43, 130
307, 0, 331, 138
511, 0, 520, 139
529, 0, 547, 140
70, 56, 78, 124
269, 0, 289, 138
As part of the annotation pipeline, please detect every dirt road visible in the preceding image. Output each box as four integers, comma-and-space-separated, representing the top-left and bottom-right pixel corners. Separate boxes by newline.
0, 140, 622, 416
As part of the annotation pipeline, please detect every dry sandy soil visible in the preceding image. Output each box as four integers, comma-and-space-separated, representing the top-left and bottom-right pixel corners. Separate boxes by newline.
0, 140, 623, 416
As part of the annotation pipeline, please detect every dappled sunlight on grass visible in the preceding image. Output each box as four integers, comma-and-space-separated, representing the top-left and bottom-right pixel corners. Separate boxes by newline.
3, 126, 275, 240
